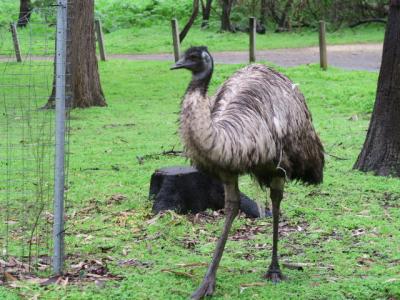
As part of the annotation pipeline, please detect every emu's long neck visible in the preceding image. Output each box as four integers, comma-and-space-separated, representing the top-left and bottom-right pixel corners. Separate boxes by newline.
187, 71, 212, 96
180, 72, 219, 161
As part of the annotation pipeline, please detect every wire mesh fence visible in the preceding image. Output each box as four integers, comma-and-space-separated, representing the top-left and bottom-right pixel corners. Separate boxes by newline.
0, 3, 68, 278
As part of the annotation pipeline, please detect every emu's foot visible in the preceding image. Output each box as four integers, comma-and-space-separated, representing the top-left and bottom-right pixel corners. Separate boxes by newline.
264, 269, 285, 283
191, 277, 216, 300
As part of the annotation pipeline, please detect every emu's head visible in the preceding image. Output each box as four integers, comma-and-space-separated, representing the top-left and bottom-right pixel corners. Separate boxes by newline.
171, 46, 214, 80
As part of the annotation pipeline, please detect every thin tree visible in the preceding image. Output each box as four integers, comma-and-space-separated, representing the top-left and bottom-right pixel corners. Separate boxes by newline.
354, 0, 400, 176
260, 0, 267, 26
180, 0, 200, 42
221, 0, 235, 32
17, 0, 32, 27
201, 0, 213, 28
46, 0, 106, 108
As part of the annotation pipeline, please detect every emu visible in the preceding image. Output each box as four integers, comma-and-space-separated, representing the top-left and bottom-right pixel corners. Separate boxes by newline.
171, 47, 324, 299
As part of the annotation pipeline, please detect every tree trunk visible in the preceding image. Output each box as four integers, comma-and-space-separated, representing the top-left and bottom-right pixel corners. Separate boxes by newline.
266, 0, 280, 24
354, 0, 400, 176
221, 0, 234, 32
46, 0, 106, 109
278, 0, 294, 31
17, 0, 31, 27
260, 0, 267, 25
179, 0, 200, 42
201, 0, 213, 28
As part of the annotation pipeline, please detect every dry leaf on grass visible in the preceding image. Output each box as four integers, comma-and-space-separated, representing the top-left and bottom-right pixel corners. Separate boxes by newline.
107, 194, 127, 205
175, 262, 208, 268
239, 282, 266, 293
282, 261, 335, 271
118, 259, 153, 268
161, 269, 194, 278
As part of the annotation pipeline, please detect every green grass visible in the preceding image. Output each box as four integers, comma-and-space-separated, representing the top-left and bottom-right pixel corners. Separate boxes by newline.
1, 60, 400, 299
103, 23, 385, 54
0, 22, 385, 57
0, 0, 385, 58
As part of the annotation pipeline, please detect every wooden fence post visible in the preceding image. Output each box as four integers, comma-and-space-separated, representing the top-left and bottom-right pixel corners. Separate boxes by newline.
95, 19, 106, 61
249, 17, 256, 63
171, 19, 181, 62
10, 23, 22, 62
319, 20, 328, 70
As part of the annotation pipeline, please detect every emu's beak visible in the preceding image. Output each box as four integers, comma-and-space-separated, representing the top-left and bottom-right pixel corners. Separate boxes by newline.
171, 58, 196, 70
170, 58, 187, 70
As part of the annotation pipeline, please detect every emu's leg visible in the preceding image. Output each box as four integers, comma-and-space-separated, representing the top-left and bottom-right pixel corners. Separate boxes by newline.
191, 179, 240, 300
265, 177, 285, 283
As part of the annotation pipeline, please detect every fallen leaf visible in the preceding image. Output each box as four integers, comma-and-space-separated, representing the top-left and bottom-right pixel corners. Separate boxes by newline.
282, 262, 306, 271
118, 259, 152, 268
146, 214, 161, 225
240, 282, 266, 288
107, 194, 127, 204
39, 276, 62, 286
95, 279, 106, 289
348, 114, 358, 121
4, 272, 18, 282
99, 246, 114, 253
176, 262, 208, 268
239, 282, 266, 294
161, 269, 194, 278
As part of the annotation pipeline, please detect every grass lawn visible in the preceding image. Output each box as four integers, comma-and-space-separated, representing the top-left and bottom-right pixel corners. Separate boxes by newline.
0, 23, 385, 57
1, 60, 400, 299
103, 23, 385, 54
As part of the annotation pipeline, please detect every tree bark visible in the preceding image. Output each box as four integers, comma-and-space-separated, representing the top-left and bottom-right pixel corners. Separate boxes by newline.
201, 0, 213, 28
354, 1, 400, 176
278, 0, 294, 30
17, 0, 32, 27
266, 0, 280, 24
221, 0, 235, 32
46, 0, 106, 109
260, 0, 267, 25
179, 0, 200, 42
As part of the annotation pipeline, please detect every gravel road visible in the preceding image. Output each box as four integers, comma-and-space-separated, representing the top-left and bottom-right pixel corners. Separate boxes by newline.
111, 43, 383, 72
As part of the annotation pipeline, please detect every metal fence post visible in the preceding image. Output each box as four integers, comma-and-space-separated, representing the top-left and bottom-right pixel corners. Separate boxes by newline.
249, 17, 256, 63
95, 19, 106, 61
171, 19, 181, 62
319, 20, 328, 70
10, 23, 22, 62
53, 0, 68, 276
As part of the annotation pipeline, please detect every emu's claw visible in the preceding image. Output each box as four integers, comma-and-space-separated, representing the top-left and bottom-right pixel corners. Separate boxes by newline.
191, 277, 216, 300
264, 269, 285, 283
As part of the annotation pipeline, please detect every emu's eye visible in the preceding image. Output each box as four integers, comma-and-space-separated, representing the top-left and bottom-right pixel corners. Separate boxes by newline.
189, 55, 198, 60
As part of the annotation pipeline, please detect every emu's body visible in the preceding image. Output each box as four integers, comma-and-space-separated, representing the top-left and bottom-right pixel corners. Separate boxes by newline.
180, 64, 324, 184
172, 47, 324, 299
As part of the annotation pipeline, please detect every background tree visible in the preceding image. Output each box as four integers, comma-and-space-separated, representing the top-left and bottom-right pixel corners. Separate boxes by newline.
354, 0, 400, 176
265, 0, 294, 31
17, 0, 31, 27
260, 0, 267, 26
46, 0, 106, 108
201, 0, 213, 28
234, 0, 388, 32
221, 0, 235, 31
180, 0, 200, 42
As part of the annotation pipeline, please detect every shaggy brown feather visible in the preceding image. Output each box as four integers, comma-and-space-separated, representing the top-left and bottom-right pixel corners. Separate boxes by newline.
180, 63, 324, 186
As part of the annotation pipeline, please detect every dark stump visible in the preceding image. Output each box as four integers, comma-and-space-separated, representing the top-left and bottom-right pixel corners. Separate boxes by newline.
149, 166, 271, 218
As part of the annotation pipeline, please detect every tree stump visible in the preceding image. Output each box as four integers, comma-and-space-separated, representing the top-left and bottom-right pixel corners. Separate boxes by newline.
149, 166, 271, 218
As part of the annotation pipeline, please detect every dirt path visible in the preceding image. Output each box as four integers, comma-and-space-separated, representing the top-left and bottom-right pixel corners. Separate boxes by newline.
0, 44, 383, 71
111, 43, 383, 72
